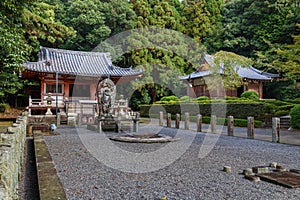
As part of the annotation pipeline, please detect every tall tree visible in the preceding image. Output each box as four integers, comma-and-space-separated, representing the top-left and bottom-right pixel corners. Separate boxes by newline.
214, 0, 300, 64
22, 1, 75, 56
273, 24, 300, 81
181, 0, 223, 43
128, 0, 204, 101
101, 0, 137, 37
208, 51, 253, 90
0, 0, 32, 102
60, 0, 111, 51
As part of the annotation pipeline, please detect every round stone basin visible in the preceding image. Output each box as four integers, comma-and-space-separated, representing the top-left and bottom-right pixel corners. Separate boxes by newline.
110, 133, 178, 143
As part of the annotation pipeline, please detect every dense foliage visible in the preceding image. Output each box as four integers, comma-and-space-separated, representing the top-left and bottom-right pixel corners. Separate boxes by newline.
0, 0, 31, 102
1, 0, 299, 108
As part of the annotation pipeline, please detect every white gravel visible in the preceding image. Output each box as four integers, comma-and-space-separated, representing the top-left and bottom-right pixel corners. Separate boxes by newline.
43, 124, 300, 200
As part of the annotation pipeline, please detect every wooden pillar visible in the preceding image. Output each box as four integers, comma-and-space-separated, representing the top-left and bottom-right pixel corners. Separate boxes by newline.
197, 114, 202, 132
228, 116, 234, 136
175, 114, 180, 129
90, 82, 97, 100
167, 113, 171, 128
64, 81, 70, 99
184, 112, 190, 130
259, 81, 263, 99
211, 115, 217, 133
247, 117, 254, 139
272, 117, 280, 143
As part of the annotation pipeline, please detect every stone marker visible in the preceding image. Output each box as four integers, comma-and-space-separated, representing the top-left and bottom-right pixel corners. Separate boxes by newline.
270, 162, 278, 168
211, 115, 217, 133
272, 117, 280, 143
56, 113, 61, 128
247, 117, 254, 139
167, 113, 171, 128
227, 116, 234, 136
159, 111, 164, 126
252, 166, 269, 174
243, 168, 254, 175
133, 112, 140, 133
197, 114, 202, 132
175, 114, 180, 129
223, 166, 231, 173
184, 112, 190, 130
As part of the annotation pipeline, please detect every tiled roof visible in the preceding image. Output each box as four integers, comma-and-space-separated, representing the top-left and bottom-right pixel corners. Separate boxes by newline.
23, 47, 143, 77
179, 54, 279, 81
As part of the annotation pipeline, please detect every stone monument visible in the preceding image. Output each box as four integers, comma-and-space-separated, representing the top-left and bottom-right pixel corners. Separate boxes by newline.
97, 78, 117, 131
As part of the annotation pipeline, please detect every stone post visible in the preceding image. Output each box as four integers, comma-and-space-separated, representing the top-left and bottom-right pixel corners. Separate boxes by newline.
98, 120, 102, 133
175, 114, 180, 129
133, 112, 140, 133
247, 117, 254, 139
211, 115, 217, 133
228, 116, 234, 136
197, 114, 202, 132
117, 113, 121, 133
159, 111, 164, 126
77, 113, 82, 128
167, 113, 171, 128
56, 113, 61, 128
272, 117, 280, 143
184, 112, 190, 130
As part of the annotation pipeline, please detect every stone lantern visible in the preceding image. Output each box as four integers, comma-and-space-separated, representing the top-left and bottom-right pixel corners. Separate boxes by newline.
45, 93, 54, 115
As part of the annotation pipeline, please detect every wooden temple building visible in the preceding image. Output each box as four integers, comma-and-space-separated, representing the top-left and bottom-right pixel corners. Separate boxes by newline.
180, 54, 279, 99
22, 46, 142, 124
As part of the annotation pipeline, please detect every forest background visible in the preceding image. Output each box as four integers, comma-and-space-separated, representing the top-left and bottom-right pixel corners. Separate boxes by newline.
0, 0, 299, 107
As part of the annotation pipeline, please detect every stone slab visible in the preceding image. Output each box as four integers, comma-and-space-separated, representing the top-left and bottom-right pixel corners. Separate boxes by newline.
257, 171, 300, 188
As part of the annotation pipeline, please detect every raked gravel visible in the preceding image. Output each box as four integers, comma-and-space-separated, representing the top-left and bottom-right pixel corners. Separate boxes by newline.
43, 124, 300, 200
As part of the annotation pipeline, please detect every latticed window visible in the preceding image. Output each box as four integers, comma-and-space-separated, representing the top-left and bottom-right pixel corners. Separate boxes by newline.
45, 84, 63, 94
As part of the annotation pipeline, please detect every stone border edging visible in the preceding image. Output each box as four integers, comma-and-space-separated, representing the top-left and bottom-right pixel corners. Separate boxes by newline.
110, 134, 179, 143
34, 133, 67, 200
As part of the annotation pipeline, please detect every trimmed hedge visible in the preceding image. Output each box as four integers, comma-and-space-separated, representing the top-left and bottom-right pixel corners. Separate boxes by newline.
140, 102, 266, 120
145, 113, 262, 128
290, 105, 300, 129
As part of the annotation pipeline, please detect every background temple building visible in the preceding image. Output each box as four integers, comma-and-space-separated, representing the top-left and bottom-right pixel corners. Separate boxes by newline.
180, 54, 280, 99
22, 46, 142, 122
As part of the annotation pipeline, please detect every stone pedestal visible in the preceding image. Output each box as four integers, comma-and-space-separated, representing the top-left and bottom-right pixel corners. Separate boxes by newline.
45, 106, 52, 115
67, 113, 77, 126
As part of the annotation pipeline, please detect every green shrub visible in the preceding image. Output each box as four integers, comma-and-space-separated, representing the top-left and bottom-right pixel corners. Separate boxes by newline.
286, 98, 300, 104
290, 105, 300, 129
225, 96, 239, 100
275, 110, 290, 117
197, 96, 210, 101
179, 96, 190, 102
160, 95, 179, 102
241, 91, 259, 100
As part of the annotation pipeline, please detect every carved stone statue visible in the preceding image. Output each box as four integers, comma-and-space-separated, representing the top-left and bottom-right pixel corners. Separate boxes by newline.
97, 78, 116, 116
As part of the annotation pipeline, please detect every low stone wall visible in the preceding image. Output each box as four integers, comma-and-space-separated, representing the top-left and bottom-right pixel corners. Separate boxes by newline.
0, 113, 27, 199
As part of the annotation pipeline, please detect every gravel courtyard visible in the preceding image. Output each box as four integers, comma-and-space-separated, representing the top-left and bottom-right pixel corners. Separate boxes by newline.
44, 123, 300, 200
